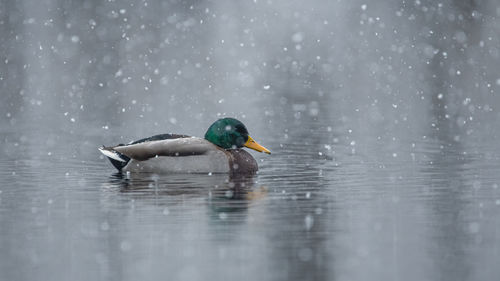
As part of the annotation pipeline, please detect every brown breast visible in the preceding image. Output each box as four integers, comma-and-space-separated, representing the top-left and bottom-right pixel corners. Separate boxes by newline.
224, 149, 258, 175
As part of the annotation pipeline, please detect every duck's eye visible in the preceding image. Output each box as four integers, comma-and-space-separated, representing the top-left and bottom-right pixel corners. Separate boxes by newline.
235, 124, 248, 134
225, 125, 232, 131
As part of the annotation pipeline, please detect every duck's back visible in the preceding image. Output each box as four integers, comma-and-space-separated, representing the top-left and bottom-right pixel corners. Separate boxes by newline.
99, 135, 257, 174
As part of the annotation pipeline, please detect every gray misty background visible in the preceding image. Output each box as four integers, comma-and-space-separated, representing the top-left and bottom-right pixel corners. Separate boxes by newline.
1, 1, 500, 281
2, 0, 500, 138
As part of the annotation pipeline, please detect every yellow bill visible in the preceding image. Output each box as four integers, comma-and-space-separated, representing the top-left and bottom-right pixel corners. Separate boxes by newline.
244, 136, 271, 154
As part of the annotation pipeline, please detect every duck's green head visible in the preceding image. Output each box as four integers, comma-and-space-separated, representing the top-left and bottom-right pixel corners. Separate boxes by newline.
204, 118, 271, 154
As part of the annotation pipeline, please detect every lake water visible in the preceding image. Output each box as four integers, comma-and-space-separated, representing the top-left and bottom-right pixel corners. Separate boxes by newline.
1, 111, 499, 281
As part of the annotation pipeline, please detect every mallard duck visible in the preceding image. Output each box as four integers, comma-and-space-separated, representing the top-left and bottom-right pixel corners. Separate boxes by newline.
98, 118, 270, 174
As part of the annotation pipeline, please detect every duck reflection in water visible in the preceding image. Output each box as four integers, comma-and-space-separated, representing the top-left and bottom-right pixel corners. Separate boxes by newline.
104, 172, 267, 214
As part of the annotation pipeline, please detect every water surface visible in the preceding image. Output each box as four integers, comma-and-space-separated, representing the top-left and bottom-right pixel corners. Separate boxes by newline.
1, 116, 499, 281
